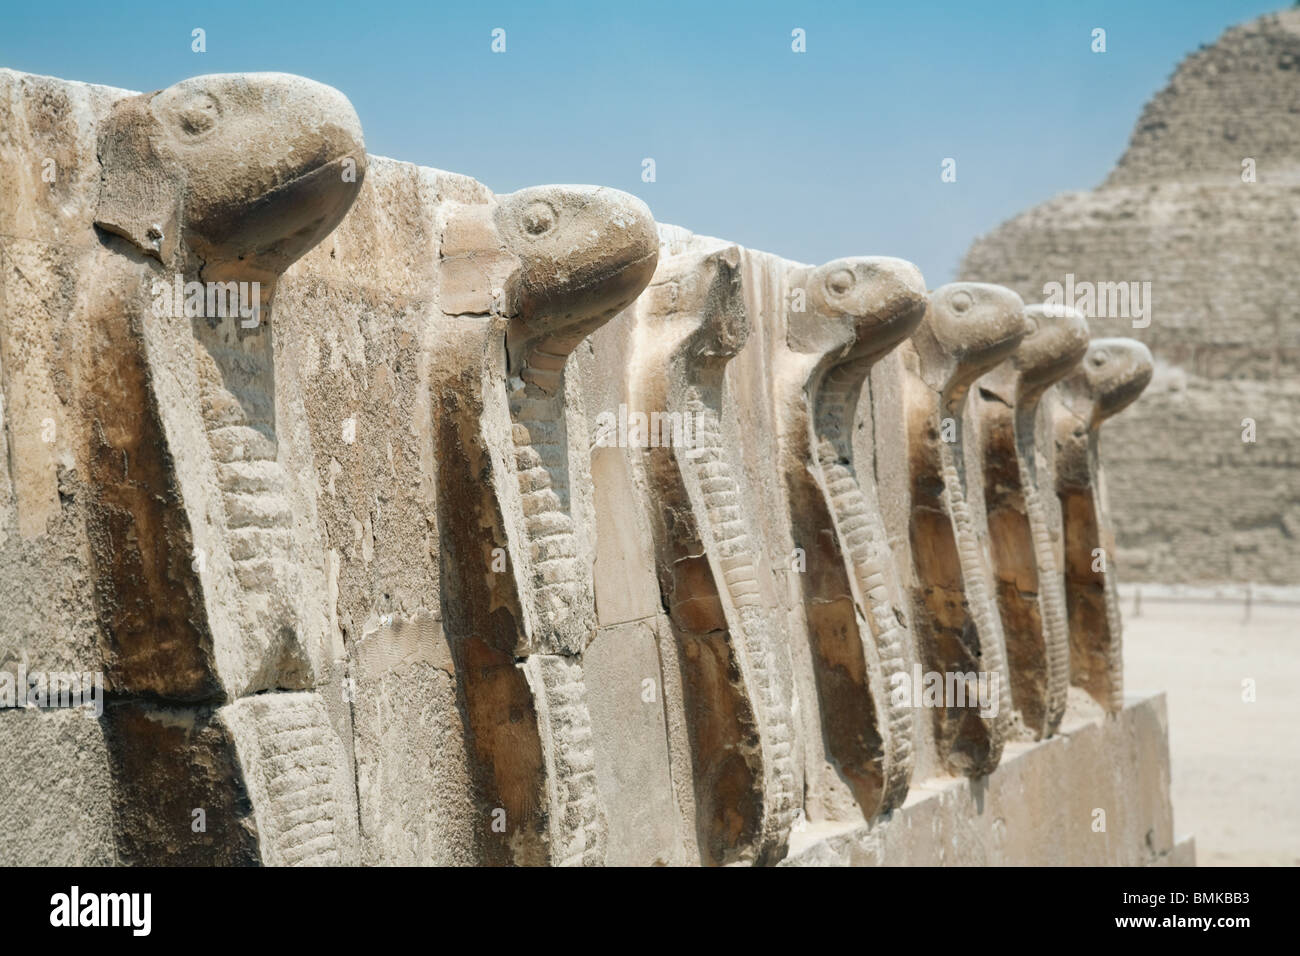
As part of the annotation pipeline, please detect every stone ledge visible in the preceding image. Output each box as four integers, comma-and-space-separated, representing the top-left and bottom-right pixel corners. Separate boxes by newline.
782, 694, 1189, 866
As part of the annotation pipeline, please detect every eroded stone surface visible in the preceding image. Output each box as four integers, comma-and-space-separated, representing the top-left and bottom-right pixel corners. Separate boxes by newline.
0, 67, 1171, 867
1051, 338, 1154, 713
892, 283, 1025, 777
974, 304, 1089, 738
772, 256, 926, 818
630, 245, 797, 864
1, 69, 366, 865
431, 183, 658, 865
781, 694, 1188, 867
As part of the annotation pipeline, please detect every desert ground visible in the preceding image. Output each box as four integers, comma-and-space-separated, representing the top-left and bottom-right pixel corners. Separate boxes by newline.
1124, 595, 1300, 866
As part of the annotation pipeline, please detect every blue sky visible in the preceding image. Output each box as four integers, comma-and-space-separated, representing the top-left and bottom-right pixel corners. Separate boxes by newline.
1, 0, 1284, 282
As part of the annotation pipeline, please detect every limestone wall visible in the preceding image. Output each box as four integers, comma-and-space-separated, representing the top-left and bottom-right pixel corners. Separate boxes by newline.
0, 67, 1180, 866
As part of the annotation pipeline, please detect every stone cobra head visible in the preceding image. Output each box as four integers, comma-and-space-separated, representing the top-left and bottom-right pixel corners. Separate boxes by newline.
786, 256, 928, 368
912, 282, 1028, 397
495, 185, 659, 368
639, 244, 748, 370
991, 303, 1091, 405
1061, 338, 1154, 428
95, 72, 366, 282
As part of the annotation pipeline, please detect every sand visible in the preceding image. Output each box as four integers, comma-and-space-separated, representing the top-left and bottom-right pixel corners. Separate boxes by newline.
1123, 595, 1300, 866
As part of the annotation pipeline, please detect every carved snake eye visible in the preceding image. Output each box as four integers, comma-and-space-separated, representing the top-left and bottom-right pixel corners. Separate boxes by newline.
1089, 349, 1110, 367
950, 290, 974, 313
174, 91, 220, 136
826, 268, 855, 296
1023, 313, 1040, 335
522, 200, 557, 237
